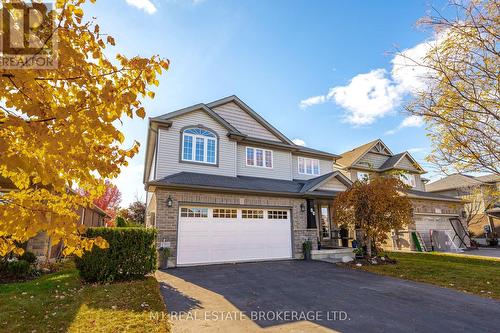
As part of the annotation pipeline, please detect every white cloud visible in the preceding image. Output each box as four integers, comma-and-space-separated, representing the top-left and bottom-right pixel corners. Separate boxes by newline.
299, 95, 326, 109
385, 115, 423, 135
292, 138, 306, 146
407, 147, 427, 154
400, 115, 423, 128
125, 0, 157, 14
327, 69, 401, 125
299, 37, 441, 126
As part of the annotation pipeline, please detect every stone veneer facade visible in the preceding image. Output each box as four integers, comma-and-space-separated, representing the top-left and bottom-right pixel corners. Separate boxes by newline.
148, 188, 318, 267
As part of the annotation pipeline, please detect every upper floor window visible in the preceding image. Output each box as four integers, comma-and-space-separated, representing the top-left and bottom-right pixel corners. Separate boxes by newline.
182, 128, 217, 164
246, 147, 273, 168
399, 173, 416, 187
357, 172, 369, 182
298, 157, 320, 175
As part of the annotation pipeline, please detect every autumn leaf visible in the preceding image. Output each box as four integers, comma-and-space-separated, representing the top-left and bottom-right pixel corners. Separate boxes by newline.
0, 0, 169, 256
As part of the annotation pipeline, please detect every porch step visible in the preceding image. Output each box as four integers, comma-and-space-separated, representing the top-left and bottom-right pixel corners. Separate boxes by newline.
311, 248, 355, 262
315, 257, 343, 264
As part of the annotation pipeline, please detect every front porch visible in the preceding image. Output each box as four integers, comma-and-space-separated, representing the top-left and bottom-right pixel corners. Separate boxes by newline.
311, 248, 355, 262
307, 198, 355, 249
305, 197, 356, 262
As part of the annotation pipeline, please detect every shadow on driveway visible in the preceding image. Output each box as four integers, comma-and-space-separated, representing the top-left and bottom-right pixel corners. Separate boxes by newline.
157, 260, 500, 332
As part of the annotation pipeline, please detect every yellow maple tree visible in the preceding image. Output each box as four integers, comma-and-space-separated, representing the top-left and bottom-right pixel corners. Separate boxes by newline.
0, 0, 169, 256
404, 0, 499, 175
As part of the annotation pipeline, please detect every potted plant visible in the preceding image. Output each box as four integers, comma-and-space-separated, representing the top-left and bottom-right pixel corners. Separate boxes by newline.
303, 240, 312, 260
354, 246, 364, 259
486, 232, 498, 247
158, 247, 170, 270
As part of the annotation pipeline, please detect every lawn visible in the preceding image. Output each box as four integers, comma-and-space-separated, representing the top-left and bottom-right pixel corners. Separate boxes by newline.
355, 251, 500, 300
0, 264, 170, 333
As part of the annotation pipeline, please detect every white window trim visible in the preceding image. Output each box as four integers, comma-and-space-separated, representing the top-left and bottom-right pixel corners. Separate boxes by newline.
400, 173, 416, 188
245, 146, 273, 169
182, 132, 217, 165
357, 171, 369, 181
298, 157, 320, 175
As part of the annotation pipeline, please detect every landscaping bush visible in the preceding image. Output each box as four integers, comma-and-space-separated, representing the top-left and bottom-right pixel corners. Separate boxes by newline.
19, 251, 37, 264
75, 227, 157, 283
0, 259, 34, 281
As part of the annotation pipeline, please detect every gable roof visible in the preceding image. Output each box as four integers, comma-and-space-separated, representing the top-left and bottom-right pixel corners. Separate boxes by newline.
337, 139, 424, 174
336, 139, 381, 168
206, 95, 294, 145
148, 172, 349, 198
426, 173, 500, 192
379, 152, 425, 173
152, 103, 240, 134
298, 171, 352, 193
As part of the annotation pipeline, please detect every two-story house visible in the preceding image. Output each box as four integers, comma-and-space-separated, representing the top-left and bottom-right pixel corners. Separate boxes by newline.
336, 139, 466, 251
143, 96, 355, 267
426, 174, 500, 236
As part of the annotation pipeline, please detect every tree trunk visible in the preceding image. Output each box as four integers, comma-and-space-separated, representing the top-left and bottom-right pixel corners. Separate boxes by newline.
366, 236, 372, 257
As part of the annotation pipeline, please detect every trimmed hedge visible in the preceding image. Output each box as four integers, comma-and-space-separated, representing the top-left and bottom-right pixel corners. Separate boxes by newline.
75, 227, 157, 283
0, 260, 32, 279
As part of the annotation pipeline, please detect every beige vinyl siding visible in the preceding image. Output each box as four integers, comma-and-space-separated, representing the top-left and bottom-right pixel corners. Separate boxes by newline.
355, 152, 389, 169
212, 102, 282, 142
413, 174, 425, 191
292, 155, 335, 180
317, 178, 347, 191
156, 110, 237, 178
395, 155, 420, 172
237, 144, 292, 180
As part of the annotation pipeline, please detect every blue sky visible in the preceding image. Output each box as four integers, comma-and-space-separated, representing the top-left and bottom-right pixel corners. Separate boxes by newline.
83, 0, 450, 206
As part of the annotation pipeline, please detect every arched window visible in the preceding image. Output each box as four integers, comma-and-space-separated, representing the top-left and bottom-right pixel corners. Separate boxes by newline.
181, 127, 217, 164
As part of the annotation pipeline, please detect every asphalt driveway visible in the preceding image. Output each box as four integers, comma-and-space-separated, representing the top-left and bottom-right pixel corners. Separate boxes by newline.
156, 260, 500, 332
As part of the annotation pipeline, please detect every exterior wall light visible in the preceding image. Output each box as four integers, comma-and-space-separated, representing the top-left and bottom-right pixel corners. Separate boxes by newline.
300, 203, 306, 212
166, 195, 173, 208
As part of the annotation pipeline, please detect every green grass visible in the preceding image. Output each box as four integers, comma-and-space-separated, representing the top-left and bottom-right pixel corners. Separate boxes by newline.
356, 252, 500, 299
0, 264, 170, 333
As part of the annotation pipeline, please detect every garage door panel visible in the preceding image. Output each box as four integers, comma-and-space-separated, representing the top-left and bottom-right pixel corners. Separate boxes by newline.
177, 206, 292, 266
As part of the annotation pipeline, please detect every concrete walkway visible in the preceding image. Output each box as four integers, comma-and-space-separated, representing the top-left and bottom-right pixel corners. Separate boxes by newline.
157, 260, 500, 333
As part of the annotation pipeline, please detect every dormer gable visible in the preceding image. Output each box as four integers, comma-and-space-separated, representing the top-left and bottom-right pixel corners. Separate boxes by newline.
370, 141, 392, 155
338, 139, 425, 174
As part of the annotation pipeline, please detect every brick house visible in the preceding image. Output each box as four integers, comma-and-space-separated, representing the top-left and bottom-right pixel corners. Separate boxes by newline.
143, 96, 465, 267
0, 176, 108, 258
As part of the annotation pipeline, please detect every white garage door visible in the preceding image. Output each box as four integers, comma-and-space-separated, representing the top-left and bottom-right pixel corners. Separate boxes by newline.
177, 206, 292, 266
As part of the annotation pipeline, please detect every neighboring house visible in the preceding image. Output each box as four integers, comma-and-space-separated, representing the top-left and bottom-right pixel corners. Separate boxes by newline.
426, 174, 500, 236
336, 139, 466, 251
0, 176, 108, 258
144, 95, 353, 267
